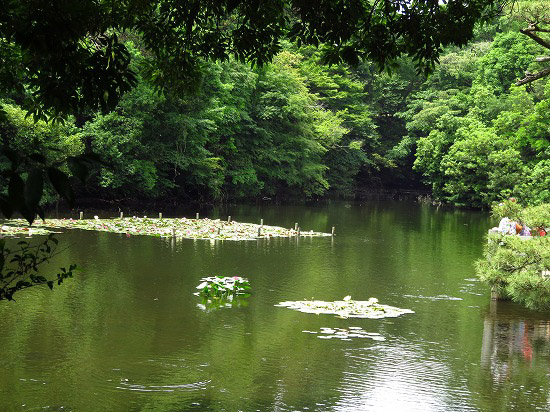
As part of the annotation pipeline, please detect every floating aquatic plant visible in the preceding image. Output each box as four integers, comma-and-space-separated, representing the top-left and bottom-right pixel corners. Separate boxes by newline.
276, 296, 414, 319
194, 276, 251, 312
195, 276, 251, 298
0, 224, 57, 237
302, 327, 386, 341
5, 217, 331, 241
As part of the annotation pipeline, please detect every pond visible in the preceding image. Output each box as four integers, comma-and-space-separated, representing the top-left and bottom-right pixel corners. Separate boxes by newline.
1, 201, 549, 411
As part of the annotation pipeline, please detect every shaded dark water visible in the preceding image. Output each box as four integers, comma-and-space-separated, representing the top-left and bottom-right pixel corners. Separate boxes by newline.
1, 201, 550, 411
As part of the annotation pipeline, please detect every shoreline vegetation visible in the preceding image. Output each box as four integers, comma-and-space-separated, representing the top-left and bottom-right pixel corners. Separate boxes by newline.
477, 202, 550, 311
0, 217, 332, 241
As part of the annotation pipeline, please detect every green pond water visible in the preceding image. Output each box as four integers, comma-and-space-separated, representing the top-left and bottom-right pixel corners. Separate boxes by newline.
1, 201, 550, 411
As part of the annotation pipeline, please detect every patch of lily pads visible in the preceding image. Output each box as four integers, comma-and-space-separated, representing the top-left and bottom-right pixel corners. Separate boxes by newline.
194, 276, 251, 312
276, 296, 414, 319
195, 276, 251, 298
0, 224, 57, 237
5, 217, 331, 241
302, 327, 386, 341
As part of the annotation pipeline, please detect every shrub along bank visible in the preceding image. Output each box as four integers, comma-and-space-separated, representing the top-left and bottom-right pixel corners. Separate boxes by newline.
476, 203, 550, 310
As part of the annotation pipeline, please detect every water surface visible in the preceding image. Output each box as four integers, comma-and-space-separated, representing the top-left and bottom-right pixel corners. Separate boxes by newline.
1, 201, 549, 411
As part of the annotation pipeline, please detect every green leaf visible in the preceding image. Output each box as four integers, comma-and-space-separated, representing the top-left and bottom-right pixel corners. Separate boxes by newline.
25, 169, 44, 213
8, 174, 25, 210
2, 149, 20, 170
67, 156, 89, 183
0, 195, 13, 219
36, 205, 46, 221
47, 167, 74, 207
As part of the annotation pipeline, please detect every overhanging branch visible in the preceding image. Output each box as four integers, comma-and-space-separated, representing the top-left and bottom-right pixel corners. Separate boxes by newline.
516, 67, 550, 86
520, 27, 550, 50
516, 22, 550, 86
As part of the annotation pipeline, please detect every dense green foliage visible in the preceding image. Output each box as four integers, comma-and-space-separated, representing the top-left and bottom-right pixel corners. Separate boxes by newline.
0, 0, 504, 121
0, 3, 549, 207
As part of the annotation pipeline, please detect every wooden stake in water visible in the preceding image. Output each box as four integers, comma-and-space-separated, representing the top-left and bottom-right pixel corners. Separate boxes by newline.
258, 227, 262, 236
79, 211, 83, 220
332, 226, 335, 236
228, 216, 231, 223
260, 218, 264, 226
120, 211, 124, 219
297, 227, 301, 235
159, 212, 162, 219
294, 223, 298, 230
172, 228, 176, 237
217, 228, 221, 235
196, 212, 200, 220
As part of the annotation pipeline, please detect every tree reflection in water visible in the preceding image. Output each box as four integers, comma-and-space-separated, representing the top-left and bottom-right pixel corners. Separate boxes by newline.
481, 300, 550, 384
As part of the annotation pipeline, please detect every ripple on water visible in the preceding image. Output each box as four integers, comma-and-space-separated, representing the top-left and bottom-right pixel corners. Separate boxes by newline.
116, 379, 211, 393
109, 357, 211, 395
402, 294, 463, 301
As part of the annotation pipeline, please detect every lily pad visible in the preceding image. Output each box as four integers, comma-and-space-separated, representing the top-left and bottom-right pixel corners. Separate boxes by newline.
276, 296, 414, 319
302, 327, 386, 341
6, 217, 331, 241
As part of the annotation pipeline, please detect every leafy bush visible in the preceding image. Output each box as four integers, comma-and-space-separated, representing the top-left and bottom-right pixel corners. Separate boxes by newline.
0, 235, 76, 301
477, 202, 550, 310
520, 204, 550, 229
491, 198, 523, 221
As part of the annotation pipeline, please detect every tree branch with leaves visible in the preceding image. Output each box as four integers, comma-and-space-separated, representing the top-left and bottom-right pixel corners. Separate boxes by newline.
0, 234, 76, 301
514, 2, 550, 86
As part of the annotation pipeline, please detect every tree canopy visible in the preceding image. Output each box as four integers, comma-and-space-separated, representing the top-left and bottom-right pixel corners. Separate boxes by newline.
0, 0, 507, 121
2, 0, 550, 223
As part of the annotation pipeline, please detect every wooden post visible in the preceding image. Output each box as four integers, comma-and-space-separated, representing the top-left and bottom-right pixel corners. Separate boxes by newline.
297, 227, 301, 235
172, 228, 176, 237
217, 228, 221, 235
258, 227, 261, 236
158, 212, 162, 219
260, 218, 264, 226
294, 223, 298, 230
332, 226, 335, 236
196, 212, 199, 220
228, 215, 231, 223
120, 211, 123, 219
79, 211, 83, 220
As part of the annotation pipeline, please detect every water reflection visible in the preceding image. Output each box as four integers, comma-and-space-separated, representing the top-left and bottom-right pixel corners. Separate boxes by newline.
482, 301, 550, 372
478, 300, 550, 411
